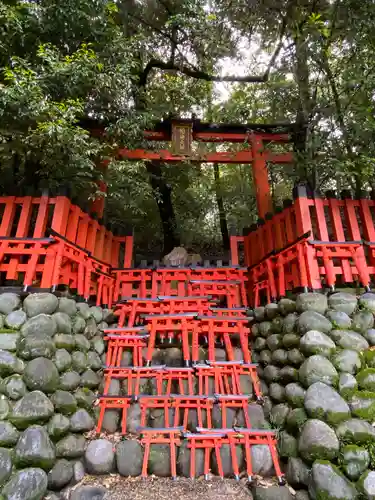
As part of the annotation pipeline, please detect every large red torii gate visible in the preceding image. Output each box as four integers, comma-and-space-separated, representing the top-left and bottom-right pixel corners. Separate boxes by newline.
87, 118, 294, 221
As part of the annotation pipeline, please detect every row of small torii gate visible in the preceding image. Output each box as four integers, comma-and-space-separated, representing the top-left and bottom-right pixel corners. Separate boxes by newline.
2, 119, 375, 481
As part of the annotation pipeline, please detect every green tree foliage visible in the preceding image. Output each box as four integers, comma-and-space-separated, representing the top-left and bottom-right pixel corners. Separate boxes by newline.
1, 0, 375, 256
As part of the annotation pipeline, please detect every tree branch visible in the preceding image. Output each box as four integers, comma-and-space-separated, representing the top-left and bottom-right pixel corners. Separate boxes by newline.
139, 21, 286, 88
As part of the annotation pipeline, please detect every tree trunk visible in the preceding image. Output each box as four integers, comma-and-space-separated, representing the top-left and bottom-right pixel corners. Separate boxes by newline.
213, 164, 230, 251
146, 161, 180, 254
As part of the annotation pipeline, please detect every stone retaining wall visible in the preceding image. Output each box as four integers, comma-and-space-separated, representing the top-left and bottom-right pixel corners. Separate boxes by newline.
0, 292, 112, 500
253, 291, 375, 499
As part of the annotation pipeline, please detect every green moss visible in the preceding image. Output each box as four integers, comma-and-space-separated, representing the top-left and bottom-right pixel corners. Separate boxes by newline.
350, 390, 375, 421
363, 349, 375, 368
0, 329, 17, 334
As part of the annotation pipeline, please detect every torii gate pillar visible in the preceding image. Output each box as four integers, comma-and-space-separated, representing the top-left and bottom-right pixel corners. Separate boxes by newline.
251, 134, 272, 219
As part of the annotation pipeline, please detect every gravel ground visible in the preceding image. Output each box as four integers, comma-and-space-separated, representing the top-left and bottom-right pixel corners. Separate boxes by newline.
73, 476, 255, 499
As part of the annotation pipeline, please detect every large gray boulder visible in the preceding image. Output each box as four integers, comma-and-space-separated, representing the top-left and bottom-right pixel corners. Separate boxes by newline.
299, 355, 338, 388
47, 458, 73, 490
338, 372, 357, 398
348, 391, 375, 420
20, 314, 57, 337
0, 350, 24, 376
308, 461, 358, 500
330, 329, 369, 352
55, 434, 86, 459
0, 333, 19, 351
72, 316, 86, 334
71, 351, 87, 373
298, 311, 332, 335
24, 357, 59, 393
0, 447, 12, 486
58, 298, 77, 317
17, 333, 55, 360
336, 418, 375, 443
5, 310, 26, 330
10, 390, 54, 429
0, 374, 26, 400
50, 390, 77, 415
52, 312, 72, 334
326, 310, 352, 330
298, 419, 339, 462
359, 292, 375, 313
304, 382, 350, 425
0, 421, 19, 447
0, 293, 21, 315
14, 425, 55, 470
296, 293, 328, 314
341, 445, 370, 481
47, 414, 70, 441
54, 349, 72, 372
59, 370, 81, 391
278, 298, 296, 316
54, 333, 75, 352
1, 468, 48, 500
352, 310, 374, 332
116, 440, 143, 476
84, 439, 114, 474
90, 306, 103, 324
69, 409, 94, 432
286, 457, 310, 488
332, 349, 362, 374
358, 470, 375, 498
23, 293, 58, 317
251, 445, 274, 476
300, 330, 336, 357
329, 292, 358, 315
285, 383, 306, 408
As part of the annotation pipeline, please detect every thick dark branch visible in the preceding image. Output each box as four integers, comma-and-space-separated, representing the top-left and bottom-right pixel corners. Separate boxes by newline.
139, 58, 269, 86
139, 10, 286, 87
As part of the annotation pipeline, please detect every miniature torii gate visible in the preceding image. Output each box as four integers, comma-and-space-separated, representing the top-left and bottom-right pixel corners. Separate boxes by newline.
89, 119, 294, 221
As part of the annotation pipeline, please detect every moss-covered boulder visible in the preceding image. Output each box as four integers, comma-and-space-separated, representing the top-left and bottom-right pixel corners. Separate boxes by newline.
330, 329, 369, 352
304, 382, 350, 425
300, 330, 336, 357
285, 383, 306, 408
326, 310, 352, 330
299, 355, 339, 388
270, 403, 290, 428
341, 445, 370, 481
278, 298, 296, 316
308, 460, 358, 500
357, 470, 375, 498
339, 373, 358, 399
296, 293, 328, 315
352, 311, 374, 332
278, 430, 298, 458
357, 368, 375, 391
329, 292, 358, 315
24, 357, 59, 393
298, 419, 339, 463
332, 349, 362, 374
336, 418, 375, 443
50, 390, 77, 415
287, 348, 305, 366
298, 311, 332, 335
10, 390, 54, 429
14, 425, 56, 470
348, 391, 375, 421
359, 292, 375, 313
286, 407, 308, 435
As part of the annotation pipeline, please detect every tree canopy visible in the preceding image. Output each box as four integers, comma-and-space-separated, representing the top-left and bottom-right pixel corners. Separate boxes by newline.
1, 0, 375, 258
